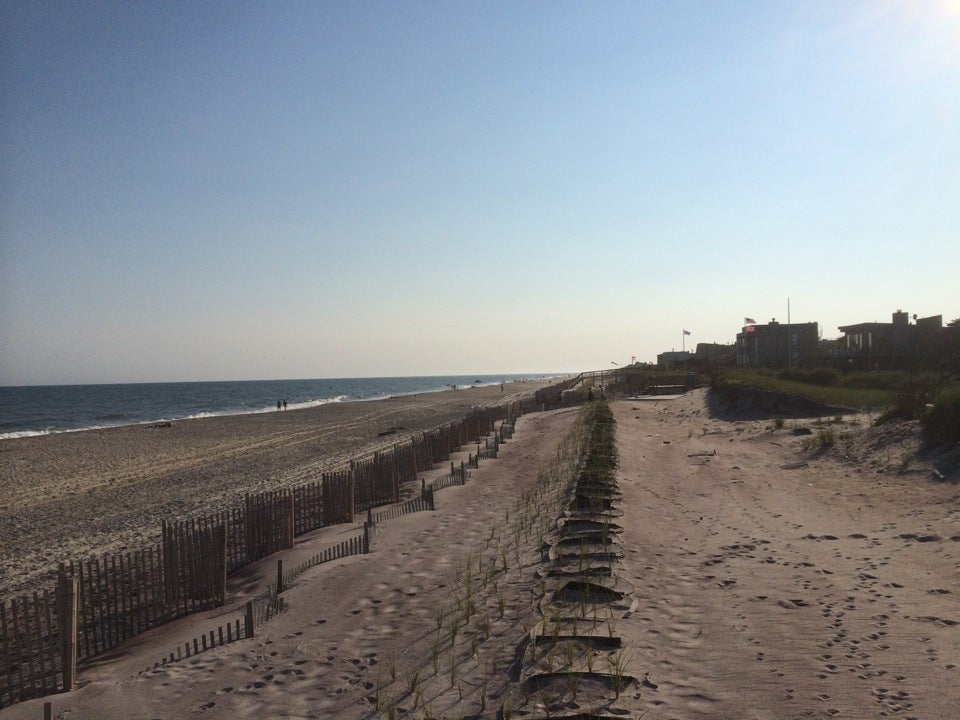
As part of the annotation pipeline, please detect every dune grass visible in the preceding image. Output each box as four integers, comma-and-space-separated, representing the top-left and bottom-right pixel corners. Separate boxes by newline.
715, 368, 895, 411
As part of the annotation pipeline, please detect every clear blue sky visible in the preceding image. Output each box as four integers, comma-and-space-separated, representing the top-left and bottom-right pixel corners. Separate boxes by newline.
2, 1, 958, 385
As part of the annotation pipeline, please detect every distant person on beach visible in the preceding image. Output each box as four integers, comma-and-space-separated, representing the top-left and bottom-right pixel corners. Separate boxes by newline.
283, 399, 288, 410
277, 400, 282, 411
500, 382, 504, 392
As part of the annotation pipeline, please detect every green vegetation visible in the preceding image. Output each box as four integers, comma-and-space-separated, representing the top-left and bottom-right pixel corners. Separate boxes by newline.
713, 367, 896, 410
922, 385, 960, 443
875, 373, 945, 424
801, 424, 837, 452
714, 368, 960, 441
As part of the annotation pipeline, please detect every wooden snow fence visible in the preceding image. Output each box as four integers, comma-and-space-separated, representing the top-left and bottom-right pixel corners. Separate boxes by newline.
321, 469, 354, 525
371, 494, 434, 522
351, 451, 399, 513
244, 490, 295, 563
477, 434, 500, 461
280, 529, 370, 589
429, 423, 456, 464
0, 583, 73, 708
292, 479, 325, 536
430, 461, 469, 493
60, 547, 173, 662
161, 521, 227, 613
147, 615, 247, 674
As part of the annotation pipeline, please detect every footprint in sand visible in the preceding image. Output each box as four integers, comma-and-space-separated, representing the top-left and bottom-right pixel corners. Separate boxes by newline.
898, 533, 942, 542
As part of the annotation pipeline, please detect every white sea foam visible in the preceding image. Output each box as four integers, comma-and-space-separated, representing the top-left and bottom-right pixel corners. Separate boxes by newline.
182, 395, 349, 419
0, 429, 54, 440
0, 425, 111, 440
289, 395, 348, 411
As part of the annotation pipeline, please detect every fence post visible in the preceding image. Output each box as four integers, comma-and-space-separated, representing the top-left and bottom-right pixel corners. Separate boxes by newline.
286, 493, 295, 549
363, 506, 375, 554
244, 602, 254, 638
321, 474, 331, 526
245, 493, 254, 564
216, 525, 227, 606
392, 444, 401, 501
348, 462, 356, 523
57, 570, 78, 692
161, 519, 175, 605
276, 560, 284, 595
410, 436, 418, 476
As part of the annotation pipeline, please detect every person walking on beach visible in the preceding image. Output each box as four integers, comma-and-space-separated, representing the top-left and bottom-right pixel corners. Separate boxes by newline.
283, 399, 287, 410
277, 400, 282, 411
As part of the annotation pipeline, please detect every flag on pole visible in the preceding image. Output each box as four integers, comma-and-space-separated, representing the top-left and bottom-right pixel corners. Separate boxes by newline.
744, 317, 756, 325
682, 329, 691, 336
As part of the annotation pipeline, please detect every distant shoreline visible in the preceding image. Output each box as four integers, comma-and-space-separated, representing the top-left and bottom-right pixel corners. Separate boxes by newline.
0, 373, 561, 440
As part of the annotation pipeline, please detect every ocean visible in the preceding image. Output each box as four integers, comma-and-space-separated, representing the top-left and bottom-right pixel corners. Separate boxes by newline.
0, 374, 555, 439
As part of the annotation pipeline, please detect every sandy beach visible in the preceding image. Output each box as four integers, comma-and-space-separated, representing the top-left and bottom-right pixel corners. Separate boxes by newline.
0, 379, 557, 598
3, 387, 959, 719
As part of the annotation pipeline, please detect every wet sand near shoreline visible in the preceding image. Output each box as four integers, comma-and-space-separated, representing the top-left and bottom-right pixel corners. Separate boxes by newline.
0, 380, 556, 598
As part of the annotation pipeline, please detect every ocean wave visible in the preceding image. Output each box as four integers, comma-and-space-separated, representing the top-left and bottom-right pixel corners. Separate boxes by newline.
290, 395, 348, 410
0, 425, 111, 440
184, 395, 349, 419
0, 428, 55, 440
